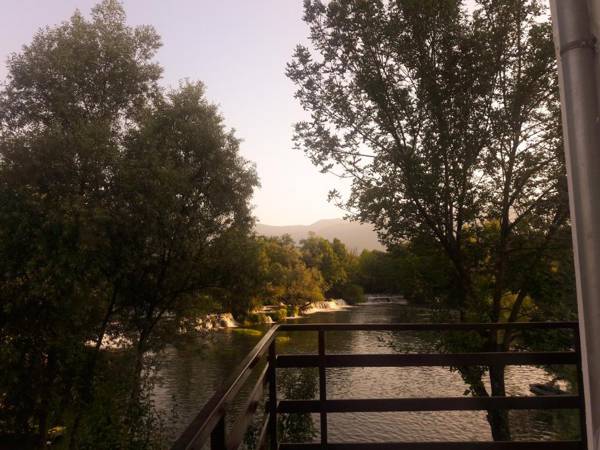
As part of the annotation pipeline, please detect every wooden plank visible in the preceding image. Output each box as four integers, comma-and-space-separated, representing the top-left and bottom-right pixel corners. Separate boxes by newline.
210, 416, 226, 450
277, 396, 581, 413
318, 330, 328, 447
276, 352, 578, 368
279, 441, 582, 450
278, 322, 578, 332
256, 413, 270, 450
268, 341, 278, 450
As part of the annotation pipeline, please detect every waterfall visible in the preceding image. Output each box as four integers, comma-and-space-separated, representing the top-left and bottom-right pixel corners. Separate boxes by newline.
301, 299, 350, 315
194, 313, 240, 331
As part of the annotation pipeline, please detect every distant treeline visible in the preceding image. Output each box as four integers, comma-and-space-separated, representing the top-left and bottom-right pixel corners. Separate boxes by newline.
232, 233, 408, 313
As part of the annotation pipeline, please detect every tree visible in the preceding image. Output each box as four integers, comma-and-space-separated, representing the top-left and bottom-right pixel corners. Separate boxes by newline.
257, 236, 325, 306
110, 80, 258, 424
356, 248, 417, 296
202, 229, 267, 318
288, 0, 570, 439
0, 1, 258, 447
0, 1, 162, 445
300, 234, 366, 303
300, 233, 347, 290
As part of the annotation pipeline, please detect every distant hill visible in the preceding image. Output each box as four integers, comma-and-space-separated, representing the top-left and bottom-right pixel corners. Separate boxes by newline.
255, 218, 385, 253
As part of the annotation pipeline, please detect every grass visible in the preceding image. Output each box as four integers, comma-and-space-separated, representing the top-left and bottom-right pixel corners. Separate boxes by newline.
232, 328, 263, 337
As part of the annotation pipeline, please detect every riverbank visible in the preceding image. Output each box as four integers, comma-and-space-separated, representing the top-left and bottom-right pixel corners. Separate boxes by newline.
87, 297, 400, 350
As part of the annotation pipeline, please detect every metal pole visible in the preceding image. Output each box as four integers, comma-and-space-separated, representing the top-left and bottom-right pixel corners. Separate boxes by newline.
588, 0, 600, 108
550, 1, 600, 448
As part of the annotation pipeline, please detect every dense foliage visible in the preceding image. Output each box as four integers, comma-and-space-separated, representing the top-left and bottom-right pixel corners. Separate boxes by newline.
299, 234, 364, 303
0, 2, 259, 447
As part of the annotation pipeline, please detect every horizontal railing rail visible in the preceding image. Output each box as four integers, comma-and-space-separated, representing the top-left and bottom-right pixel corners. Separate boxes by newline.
276, 351, 579, 367
278, 442, 582, 450
277, 395, 581, 413
277, 321, 579, 331
172, 321, 585, 450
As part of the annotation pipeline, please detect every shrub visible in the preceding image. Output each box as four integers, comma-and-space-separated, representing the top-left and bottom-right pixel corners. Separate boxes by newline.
337, 283, 365, 305
270, 307, 288, 322
287, 305, 300, 317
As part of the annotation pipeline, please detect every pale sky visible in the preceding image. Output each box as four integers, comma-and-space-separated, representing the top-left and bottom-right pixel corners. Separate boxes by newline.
0, 0, 350, 225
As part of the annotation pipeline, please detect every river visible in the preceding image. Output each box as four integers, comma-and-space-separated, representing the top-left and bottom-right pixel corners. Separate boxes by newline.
153, 301, 578, 445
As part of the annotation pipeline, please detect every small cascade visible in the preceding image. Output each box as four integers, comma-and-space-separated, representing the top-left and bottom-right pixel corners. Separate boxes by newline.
262, 314, 274, 324
194, 313, 240, 331
301, 299, 351, 315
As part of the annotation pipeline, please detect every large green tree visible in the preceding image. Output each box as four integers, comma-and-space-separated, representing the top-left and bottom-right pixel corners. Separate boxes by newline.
257, 235, 326, 306
300, 234, 364, 303
0, 1, 258, 447
110, 81, 258, 431
288, 0, 571, 439
300, 234, 347, 289
0, 2, 162, 445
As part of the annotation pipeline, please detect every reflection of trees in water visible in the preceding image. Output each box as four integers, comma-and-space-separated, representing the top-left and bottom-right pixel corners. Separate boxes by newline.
510, 409, 580, 441
278, 368, 319, 443
154, 331, 263, 441
370, 309, 580, 441
241, 368, 318, 449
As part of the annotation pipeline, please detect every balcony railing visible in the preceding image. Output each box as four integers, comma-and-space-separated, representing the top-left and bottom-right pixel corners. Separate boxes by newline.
171, 322, 586, 450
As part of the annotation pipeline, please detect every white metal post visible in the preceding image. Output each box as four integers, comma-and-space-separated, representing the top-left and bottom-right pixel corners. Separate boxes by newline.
550, 0, 600, 448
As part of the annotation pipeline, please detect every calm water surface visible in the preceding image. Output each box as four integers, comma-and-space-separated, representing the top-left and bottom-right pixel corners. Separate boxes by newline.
154, 302, 577, 444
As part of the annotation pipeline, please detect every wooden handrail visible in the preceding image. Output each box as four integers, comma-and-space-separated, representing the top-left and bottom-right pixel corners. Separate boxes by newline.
278, 321, 579, 331
276, 351, 579, 368
171, 325, 280, 450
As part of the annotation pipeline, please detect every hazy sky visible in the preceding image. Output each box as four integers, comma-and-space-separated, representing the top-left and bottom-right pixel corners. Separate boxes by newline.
0, 0, 350, 225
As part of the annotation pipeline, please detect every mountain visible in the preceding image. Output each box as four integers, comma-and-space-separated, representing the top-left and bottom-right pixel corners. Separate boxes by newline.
255, 218, 385, 253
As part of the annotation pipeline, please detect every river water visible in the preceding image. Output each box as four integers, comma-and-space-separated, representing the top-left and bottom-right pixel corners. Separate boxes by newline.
153, 302, 578, 445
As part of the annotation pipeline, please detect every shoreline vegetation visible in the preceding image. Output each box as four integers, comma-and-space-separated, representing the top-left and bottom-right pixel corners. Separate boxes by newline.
89, 299, 359, 350
87, 296, 411, 351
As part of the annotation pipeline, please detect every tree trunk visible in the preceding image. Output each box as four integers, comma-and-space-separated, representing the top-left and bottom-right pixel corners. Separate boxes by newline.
68, 287, 119, 450
488, 364, 511, 441
37, 349, 57, 449
126, 332, 148, 426
459, 363, 511, 440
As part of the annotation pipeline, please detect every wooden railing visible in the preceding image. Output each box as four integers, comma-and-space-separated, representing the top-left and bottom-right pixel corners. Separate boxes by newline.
171, 322, 586, 450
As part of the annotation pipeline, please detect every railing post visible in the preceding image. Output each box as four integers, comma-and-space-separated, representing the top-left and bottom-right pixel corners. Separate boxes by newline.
268, 340, 277, 450
318, 329, 327, 448
211, 415, 226, 450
